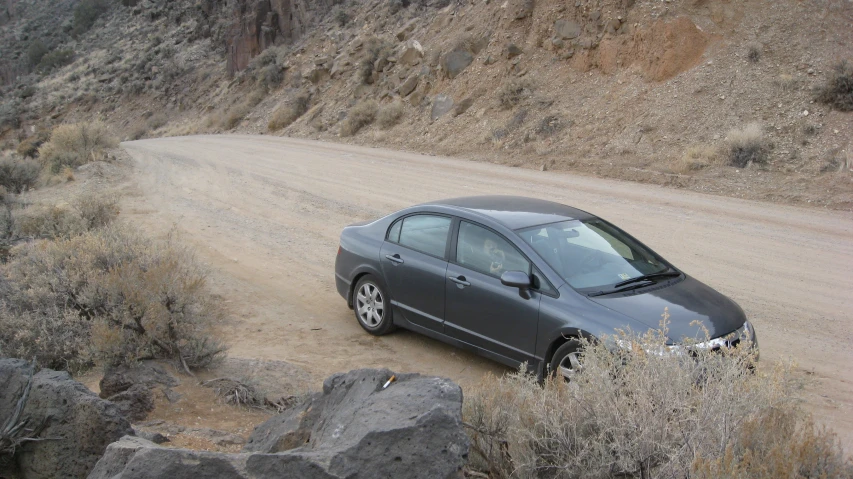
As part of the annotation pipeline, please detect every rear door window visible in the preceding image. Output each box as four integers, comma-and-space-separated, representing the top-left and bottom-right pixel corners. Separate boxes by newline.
395, 215, 452, 258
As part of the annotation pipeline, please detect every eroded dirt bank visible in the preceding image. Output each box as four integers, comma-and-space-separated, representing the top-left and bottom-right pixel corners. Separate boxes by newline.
121, 135, 853, 449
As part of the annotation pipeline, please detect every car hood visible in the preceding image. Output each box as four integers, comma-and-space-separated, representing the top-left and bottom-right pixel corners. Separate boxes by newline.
587, 275, 746, 342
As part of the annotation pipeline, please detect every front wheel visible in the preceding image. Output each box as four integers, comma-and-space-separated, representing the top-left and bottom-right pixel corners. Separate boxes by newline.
353, 275, 396, 336
549, 339, 583, 381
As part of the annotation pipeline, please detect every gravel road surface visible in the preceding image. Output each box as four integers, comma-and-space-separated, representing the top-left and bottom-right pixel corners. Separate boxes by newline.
122, 135, 853, 448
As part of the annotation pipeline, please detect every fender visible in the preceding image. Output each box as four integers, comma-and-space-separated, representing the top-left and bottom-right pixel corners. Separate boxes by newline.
537, 327, 598, 379
346, 263, 385, 307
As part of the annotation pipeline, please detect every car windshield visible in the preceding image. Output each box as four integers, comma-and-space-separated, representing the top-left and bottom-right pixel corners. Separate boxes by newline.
518, 219, 673, 291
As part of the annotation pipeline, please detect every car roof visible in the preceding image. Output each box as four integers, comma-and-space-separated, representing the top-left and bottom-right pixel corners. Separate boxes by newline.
422, 195, 596, 230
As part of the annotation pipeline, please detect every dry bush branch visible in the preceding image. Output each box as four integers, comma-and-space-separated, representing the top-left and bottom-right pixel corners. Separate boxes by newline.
202, 377, 265, 408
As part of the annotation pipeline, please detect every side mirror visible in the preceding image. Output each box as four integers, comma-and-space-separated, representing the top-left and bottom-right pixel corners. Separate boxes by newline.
501, 271, 532, 300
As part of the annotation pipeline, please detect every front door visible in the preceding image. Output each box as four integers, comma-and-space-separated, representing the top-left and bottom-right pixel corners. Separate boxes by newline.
444, 221, 541, 364
380, 214, 452, 333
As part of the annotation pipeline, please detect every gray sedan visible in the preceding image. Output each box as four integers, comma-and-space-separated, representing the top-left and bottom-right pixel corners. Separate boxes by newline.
334, 196, 757, 379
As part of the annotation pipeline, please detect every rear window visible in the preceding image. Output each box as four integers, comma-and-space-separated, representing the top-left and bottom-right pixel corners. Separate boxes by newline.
389, 215, 452, 258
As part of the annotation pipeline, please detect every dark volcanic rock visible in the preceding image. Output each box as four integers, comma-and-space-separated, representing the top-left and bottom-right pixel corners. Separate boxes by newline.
89, 369, 468, 479
0, 359, 132, 479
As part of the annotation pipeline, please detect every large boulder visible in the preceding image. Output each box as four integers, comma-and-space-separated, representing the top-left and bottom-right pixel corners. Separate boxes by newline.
0, 359, 133, 479
89, 369, 468, 479
399, 40, 424, 66
430, 94, 455, 122
441, 49, 474, 79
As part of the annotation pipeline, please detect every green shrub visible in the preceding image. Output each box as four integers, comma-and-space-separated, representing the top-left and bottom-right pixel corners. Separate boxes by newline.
2, 225, 226, 370
0, 155, 40, 193
340, 100, 378, 136
377, 102, 404, 129
38, 49, 75, 72
725, 123, 768, 168
72, 0, 111, 37
268, 93, 310, 131
27, 40, 49, 67
464, 326, 850, 478
816, 60, 853, 112
39, 121, 117, 173
0, 98, 21, 129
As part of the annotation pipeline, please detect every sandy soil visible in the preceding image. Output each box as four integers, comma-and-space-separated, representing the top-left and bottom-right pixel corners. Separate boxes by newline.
120, 134, 853, 450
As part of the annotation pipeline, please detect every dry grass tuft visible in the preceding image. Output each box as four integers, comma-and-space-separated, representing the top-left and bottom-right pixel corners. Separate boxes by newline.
340, 100, 378, 136
725, 123, 768, 168
672, 145, 721, 173
464, 327, 851, 478
268, 93, 310, 131
377, 102, 404, 129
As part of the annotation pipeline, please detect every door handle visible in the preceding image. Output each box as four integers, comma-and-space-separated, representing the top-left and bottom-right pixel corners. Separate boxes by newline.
385, 254, 404, 264
449, 275, 470, 287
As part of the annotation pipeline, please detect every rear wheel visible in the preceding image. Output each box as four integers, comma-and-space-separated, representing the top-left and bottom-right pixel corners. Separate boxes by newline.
353, 275, 396, 336
549, 339, 583, 381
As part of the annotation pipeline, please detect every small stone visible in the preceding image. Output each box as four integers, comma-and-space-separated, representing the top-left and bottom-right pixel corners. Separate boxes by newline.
803, 110, 809, 116
503, 43, 523, 59
554, 19, 581, 40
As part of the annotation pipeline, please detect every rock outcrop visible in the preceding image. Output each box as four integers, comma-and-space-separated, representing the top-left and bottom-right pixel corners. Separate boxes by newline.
0, 359, 133, 479
226, 0, 338, 75
99, 362, 180, 422
88, 369, 468, 479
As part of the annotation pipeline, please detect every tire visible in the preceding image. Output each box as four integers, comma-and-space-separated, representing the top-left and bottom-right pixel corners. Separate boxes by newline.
353, 275, 396, 336
549, 339, 583, 381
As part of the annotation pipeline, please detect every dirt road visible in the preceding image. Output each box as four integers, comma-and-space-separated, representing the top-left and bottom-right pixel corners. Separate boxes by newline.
122, 135, 853, 448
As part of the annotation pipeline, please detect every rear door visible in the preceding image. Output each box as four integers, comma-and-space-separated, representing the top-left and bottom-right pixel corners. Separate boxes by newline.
380, 214, 452, 333
444, 221, 541, 364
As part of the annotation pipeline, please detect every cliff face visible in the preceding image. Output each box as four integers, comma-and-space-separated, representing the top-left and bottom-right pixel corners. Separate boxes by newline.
226, 0, 337, 75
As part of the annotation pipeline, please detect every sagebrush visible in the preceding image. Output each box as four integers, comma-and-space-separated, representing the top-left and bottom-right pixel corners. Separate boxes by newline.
1, 225, 226, 372
816, 60, 853, 112
0, 155, 40, 193
725, 123, 768, 168
38, 122, 117, 173
377, 102, 404, 129
340, 100, 378, 136
464, 328, 851, 478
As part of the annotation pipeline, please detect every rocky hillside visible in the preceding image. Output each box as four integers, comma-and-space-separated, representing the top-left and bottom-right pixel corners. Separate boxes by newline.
1, 0, 851, 208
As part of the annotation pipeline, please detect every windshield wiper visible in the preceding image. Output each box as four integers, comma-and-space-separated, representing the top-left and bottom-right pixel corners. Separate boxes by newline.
614, 271, 681, 288
587, 281, 656, 297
